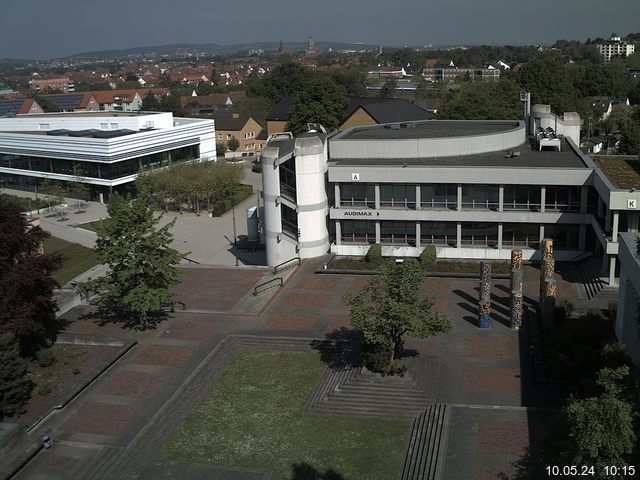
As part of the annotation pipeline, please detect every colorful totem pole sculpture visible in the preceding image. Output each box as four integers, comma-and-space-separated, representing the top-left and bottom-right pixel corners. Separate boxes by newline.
478, 261, 492, 329
539, 238, 556, 326
510, 249, 524, 330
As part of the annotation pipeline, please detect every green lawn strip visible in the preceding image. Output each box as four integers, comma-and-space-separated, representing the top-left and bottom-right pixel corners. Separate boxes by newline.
161, 351, 409, 479
43, 236, 100, 285
76, 220, 103, 233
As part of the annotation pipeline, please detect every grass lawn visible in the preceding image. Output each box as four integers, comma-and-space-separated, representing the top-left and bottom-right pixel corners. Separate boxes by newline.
43, 236, 100, 285
76, 220, 103, 233
160, 351, 409, 480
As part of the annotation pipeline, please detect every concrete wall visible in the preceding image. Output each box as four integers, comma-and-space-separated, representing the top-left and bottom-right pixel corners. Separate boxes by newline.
616, 233, 640, 363
329, 121, 525, 160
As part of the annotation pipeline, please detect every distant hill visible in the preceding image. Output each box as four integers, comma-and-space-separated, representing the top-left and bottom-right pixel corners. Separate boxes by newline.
66, 41, 379, 60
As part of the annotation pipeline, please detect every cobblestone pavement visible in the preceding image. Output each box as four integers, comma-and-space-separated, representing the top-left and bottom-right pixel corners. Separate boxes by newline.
9, 259, 574, 480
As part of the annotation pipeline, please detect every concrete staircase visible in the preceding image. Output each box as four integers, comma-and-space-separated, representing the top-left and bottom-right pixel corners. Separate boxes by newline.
399, 404, 450, 480
307, 357, 438, 419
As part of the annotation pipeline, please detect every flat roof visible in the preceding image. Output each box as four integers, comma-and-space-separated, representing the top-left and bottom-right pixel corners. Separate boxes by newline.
338, 120, 520, 140
330, 138, 588, 169
13, 111, 160, 118
594, 156, 640, 189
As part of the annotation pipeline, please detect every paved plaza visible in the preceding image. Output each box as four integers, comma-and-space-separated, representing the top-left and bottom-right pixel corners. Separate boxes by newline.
2, 256, 579, 480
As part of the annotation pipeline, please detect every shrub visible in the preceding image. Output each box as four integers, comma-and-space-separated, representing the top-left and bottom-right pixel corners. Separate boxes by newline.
36, 382, 52, 396
607, 301, 617, 321
0, 334, 34, 419
555, 299, 575, 322
419, 245, 437, 268
365, 243, 383, 267
361, 340, 392, 373
36, 348, 56, 367
251, 162, 263, 173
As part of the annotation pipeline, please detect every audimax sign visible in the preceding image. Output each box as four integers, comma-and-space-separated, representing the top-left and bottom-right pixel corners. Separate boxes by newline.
341, 210, 380, 217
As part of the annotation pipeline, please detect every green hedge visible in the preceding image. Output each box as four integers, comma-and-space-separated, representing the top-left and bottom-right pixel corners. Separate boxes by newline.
211, 184, 254, 217
419, 245, 437, 268
365, 243, 383, 266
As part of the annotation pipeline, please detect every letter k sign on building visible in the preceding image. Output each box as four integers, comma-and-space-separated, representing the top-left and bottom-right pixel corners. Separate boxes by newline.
351, 173, 360, 181
629, 199, 637, 209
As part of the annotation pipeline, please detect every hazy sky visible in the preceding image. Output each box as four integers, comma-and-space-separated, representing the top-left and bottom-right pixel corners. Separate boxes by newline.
1, 0, 638, 59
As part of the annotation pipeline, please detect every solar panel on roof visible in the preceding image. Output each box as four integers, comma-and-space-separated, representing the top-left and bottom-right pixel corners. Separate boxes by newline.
0, 99, 25, 116
41, 94, 84, 109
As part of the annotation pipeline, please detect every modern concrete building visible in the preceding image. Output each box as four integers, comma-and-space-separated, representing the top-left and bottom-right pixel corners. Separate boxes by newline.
597, 33, 635, 63
261, 106, 640, 285
0, 111, 215, 201
614, 232, 640, 363
260, 127, 330, 267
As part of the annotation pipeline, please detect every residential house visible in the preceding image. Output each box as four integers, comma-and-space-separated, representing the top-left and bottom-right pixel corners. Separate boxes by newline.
588, 96, 630, 120
181, 92, 247, 116
213, 113, 263, 158
597, 33, 635, 63
0, 98, 43, 117
28, 76, 74, 93
39, 93, 100, 112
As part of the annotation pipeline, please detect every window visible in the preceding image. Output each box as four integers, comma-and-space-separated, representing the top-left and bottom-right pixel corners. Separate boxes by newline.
217, 134, 223, 140
461, 223, 498, 248
281, 204, 298, 239
462, 185, 499, 210
380, 184, 416, 208
502, 223, 539, 248
38, 123, 50, 131
380, 221, 416, 245
421, 222, 457, 246
421, 184, 457, 209
227, 134, 232, 140
99, 123, 108, 129
503, 185, 541, 211
545, 186, 580, 212
244, 131, 255, 139
544, 224, 580, 249
340, 183, 375, 207
110, 123, 119, 129
341, 220, 376, 244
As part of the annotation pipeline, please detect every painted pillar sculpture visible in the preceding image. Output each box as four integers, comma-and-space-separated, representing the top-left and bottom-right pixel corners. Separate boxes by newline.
511, 290, 524, 330
539, 238, 555, 325
543, 278, 557, 327
478, 261, 492, 328
478, 301, 491, 329
510, 249, 524, 330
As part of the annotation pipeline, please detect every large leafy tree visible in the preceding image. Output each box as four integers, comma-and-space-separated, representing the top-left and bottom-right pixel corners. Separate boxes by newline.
245, 62, 313, 104
0, 333, 34, 420
84, 191, 182, 328
0, 198, 61, 354
517, 58, 577, 113
343, 259, 451, 370
287, 77, 348, 134
437, 79, 522, 120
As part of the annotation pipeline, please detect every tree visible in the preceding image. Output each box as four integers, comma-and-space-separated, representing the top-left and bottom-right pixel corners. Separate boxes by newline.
379, 77, 397, 98
70, 165, 90, 212
287, 76, 348, 134
41, 178, 67, 220
245, 62, 313, 103
517, 58, 577, 113
216, 141, 228, 156
236, 96, 273, 127
437, 79, 522, 120
0, 198, 61, 354
83, 191, 183, 328
343, 259, 451, 371
141, 91, 161, 111
227, 136, 240, 153
0, 333, 34, 420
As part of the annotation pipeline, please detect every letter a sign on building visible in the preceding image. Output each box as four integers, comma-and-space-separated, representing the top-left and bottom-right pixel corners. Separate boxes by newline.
352, 173, 360, 181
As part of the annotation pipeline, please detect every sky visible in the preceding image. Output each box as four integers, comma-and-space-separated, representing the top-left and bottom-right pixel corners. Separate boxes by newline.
1, 0, 639, 60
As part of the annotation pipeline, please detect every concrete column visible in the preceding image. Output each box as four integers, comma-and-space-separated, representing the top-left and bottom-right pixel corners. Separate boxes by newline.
457, 222, 462, 248
540, 186, 546, 213
375, 221, 381, 244
539, 224, 545, 243
335, 220, 341, 246
334, 184, 341, 208
497, 223, 503, 250
416, 185, 421, 210
612, 211, 620, 240
416, 222, 421, 248
609, 256, 617, 286
579, 224, 587, 251
498, 185, 504, 212
374, 184, 380, 209
457, 184, 463, 211
580, 186, 588, 214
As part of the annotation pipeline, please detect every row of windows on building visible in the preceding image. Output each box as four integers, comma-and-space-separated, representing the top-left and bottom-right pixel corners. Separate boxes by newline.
339, 220, 582, 250
336, 183, 595, 213
0, 145, 199, 180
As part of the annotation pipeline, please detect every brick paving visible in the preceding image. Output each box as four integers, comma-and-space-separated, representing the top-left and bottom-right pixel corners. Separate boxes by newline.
12, 260, 577, 479
98, 370, 171, 398
132, 344, 197, 368
62, 402, 141, 437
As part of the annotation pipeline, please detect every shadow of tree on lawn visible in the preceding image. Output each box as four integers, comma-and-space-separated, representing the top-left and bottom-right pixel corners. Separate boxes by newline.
290, 462, 347, 480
